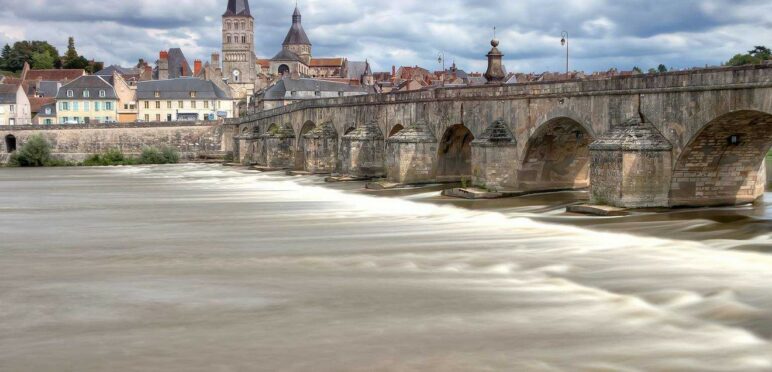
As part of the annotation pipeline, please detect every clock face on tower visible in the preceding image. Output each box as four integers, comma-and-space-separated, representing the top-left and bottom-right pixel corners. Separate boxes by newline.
233, 69, 241, 82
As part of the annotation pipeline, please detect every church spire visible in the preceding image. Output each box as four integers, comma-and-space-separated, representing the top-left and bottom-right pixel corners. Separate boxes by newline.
224, 0, 251, 17
283, 5, 311, 46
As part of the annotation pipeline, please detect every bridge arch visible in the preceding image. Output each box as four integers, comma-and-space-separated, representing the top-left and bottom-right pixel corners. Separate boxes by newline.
5, 134, 16, 153
670, 110, 772, 207
518, 117, 594, 191
295, 121, 316, 169
437, 124, 475, 181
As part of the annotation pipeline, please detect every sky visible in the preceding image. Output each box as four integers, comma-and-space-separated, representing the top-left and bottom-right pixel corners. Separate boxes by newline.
0, 0, 770, 74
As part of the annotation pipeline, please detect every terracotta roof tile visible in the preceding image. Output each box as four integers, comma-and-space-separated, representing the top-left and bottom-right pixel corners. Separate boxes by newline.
26, 69, 85, 82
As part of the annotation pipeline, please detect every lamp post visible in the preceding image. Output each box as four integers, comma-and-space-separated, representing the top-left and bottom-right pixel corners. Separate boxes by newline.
560, 31, 569, 75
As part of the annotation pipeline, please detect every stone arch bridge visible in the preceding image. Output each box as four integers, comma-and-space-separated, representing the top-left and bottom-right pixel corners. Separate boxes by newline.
226, 65, 772, 208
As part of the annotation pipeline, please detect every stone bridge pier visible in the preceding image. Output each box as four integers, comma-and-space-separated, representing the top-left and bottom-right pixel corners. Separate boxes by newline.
226, 65, 772, 208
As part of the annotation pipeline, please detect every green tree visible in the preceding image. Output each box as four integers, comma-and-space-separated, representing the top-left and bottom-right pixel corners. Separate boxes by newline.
62, 36, 79, 66
647, 68, 657, 74
657, 64, 668, 73
65, 55, 90, 70
632, 66, 642, 74
0, 44, 11, 70
726, 46, 771, 66
3, 41, 60, 72
31, 51, 55, 69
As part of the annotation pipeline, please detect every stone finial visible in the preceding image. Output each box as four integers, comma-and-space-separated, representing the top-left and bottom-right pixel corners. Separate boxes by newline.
484, 32, 505, 84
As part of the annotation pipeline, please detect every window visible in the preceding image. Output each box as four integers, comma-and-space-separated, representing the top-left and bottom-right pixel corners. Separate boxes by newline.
241, 35, 246, 43
84, 102, 90, 111
191, 101, 197, 109
156, 114, 161, 121
178, 101, 184, 108
315, 91, 321, 97
66, 90, 74, 97
154, 91, 160, 98
9, 104, 15, 113
189, 91, 196, 98
45, 108, 51, 115
60, 117, 67, 124
95, 102, 101, 111
60, 102, 69, 111
155, 101, 161, 109
99, 90, 106, 98
204, 101, 209, 109
144, 101, 149, 109
73, 102, 79, 111
105, 102, 113, 110
227, 35, 232, 44
9, 118, 15, 126
227, 21, 231, 30
144, 114, 149, 122
44, 119, 52, 125
167, 101, 172, 109
83, 90, 89, 98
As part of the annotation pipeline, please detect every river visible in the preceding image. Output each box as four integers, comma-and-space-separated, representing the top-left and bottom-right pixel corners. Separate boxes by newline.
1, 164, 771, 371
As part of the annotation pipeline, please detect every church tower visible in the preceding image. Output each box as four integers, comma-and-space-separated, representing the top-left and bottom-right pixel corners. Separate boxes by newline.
222, 0, 257, 98
282, 6, 312, 65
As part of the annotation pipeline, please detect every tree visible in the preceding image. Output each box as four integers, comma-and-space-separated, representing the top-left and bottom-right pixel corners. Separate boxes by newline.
726, 45, 771, 66
647, 68, 657, 74
63, 36, 79, 66
0, 44, 11, 70
31, 51, 55, 69
632, 66, 642, 74
2, 41, 60, 72
64, 55, 90, 70
657, 64, 668, 73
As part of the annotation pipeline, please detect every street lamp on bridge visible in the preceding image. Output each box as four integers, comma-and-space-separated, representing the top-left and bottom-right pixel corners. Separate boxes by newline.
561, 31, 569, 75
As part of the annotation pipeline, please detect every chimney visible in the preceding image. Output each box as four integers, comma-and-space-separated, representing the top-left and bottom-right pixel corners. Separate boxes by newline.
157, 51, 169, 80
194, 59, 203, 76
391, 65, 396, 83
211, 53, 220, 70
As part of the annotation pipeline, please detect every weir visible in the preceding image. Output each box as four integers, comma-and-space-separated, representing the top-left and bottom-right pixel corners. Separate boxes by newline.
227, 64, 772, 208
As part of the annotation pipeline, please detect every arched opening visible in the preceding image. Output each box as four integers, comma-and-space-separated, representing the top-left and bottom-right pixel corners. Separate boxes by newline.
388, 124, 404, 138
436, 124, 474, 181
519, 117, 593, 191
344, 125, 356, 135
670, 110, 772, 207
295, 121, 316, 170
5, 135, 16, 153
278, 64, 290, 75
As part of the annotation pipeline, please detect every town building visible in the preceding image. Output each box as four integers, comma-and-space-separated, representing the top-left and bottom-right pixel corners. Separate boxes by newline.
136, 78, 234, 122
155, 49, 193, 80
35, 102, 56, 125
55, 75, 119, 124
0, 83, 32, 126
258, 77, 374, 110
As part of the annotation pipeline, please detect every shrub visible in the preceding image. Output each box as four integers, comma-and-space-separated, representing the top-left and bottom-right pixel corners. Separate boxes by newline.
139, 146, 179, 164
7, 134, 52, 167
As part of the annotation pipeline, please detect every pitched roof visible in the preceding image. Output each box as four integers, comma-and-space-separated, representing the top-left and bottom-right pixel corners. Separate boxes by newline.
36, 81, 61, 97
310, 58, 345, 67
256, 59, 271, 68
271, 49, 302, 62
137, 78, 232, 100
223, 0, 251, 17
26, 69, 85, 82
36, 101, 57, 117
264, 78, 372, 100
345, 61, 371, 80
167, 48, 192, 79
0, 84, 19, 104
29, 97, 55, 114
56, 75, 117, 100
282, 6, 311, 46
96, 65, 142, 76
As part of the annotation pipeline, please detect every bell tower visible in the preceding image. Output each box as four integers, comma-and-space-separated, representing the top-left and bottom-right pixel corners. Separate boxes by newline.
222, 0, 257, 98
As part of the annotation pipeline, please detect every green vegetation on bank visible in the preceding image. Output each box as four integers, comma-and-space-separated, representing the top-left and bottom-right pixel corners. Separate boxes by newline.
6, 134, 180, 167
0, 37, 103, 73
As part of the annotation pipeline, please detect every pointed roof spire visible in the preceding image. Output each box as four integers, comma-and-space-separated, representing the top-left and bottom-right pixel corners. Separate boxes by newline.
224, 0, 251, 17
283, 4, 311, 46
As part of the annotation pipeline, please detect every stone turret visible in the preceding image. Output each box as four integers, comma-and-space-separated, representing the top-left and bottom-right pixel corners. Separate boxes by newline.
484, 37, 505, 84
282, 6, 312, 65
261, 123, 296, 169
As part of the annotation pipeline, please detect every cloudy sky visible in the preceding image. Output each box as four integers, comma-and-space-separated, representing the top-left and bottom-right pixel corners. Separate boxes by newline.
0, 0, 770, 74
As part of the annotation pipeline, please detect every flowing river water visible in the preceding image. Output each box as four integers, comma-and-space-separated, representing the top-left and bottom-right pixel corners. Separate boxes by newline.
1, 164, 771, 371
